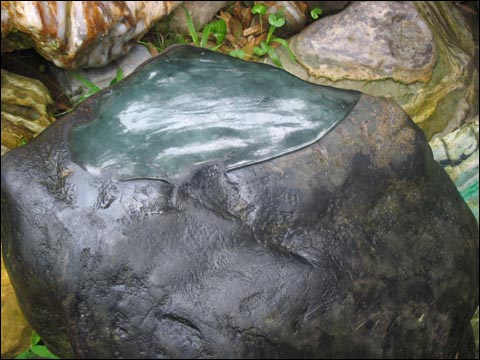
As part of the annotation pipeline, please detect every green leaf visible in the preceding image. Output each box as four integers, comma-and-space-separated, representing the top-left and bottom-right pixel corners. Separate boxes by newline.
70, 72, 102, 103
268, 13, 285, 28
70, 72, 101, 93
229, 49, 246, 59
76, 92, 96, 103
31, 345, 60, 359
201, 19, 227, 48
211, 43, 223, 51
253, 41, 269, 56
200, 28, 209, 48
31, 332, 41, 346
182, 5, 199, 45
109, 68, 124, 86
175, 33, 187, 44
251, 4, 267, 15
267, 46, 282, 67
271, 38, 296, 63
310, 7, 323, 20
15, 332, 48, 359
211, 20, 227, 45
14, 349, 35, 359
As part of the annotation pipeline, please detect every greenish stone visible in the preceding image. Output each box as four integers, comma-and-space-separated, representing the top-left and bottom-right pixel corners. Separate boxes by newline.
430, 117, 479, 222
461, 180, 479, 222
69, 45, 359, 181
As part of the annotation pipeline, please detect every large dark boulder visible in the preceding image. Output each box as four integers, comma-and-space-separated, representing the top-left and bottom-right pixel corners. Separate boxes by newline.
1, 45, 478, 359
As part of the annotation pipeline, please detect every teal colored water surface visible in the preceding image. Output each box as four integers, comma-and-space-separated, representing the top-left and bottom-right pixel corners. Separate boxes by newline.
69, 45, 359, 181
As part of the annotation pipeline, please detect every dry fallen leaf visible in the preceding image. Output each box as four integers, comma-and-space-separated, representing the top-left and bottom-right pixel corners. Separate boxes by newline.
229, 16, 244, 41
241, 40, 256, 57
244, 24, 264, 37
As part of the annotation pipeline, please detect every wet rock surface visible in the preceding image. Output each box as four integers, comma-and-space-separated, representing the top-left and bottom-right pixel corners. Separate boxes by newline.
1, 45, 478, 359
67, 46, 359, 180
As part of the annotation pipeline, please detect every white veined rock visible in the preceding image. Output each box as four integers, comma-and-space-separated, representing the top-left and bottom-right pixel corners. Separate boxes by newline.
1, 1, 182, 69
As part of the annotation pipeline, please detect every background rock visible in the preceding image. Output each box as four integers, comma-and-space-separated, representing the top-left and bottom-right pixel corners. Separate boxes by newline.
1, 1, 181, 69
429, 116, 479, 358
276, 1, 479, 140
306, 1, 350, 16
162, 1, 231, 34
1, 253, 32, 359
1, 69, 50, 359
1, 46, 478, 359
1, 69, 55, 155
291, 1, 436, 83
259, 1, 311, 38
430, 116, 479, 221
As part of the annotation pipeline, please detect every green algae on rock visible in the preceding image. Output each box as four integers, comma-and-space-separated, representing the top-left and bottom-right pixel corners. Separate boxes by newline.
69, 45, 359, 181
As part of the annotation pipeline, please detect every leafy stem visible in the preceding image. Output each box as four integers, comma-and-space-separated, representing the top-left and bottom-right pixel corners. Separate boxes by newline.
183, 5, 227, 50
251, 3, 267, 31
183, 5, 199, 45
251, 4, 296, 68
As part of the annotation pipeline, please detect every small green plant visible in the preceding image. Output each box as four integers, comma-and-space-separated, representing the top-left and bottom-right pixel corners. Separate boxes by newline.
15, 331, 59, 359
54, 68, 124, 118
201, 20, 227, 49
183, 5, 199, 45
310, 7, 323, 20
70, 68, 124, 103
251, 3, 267, 29
109, 68, 124, 86
138, 21, 185, 54
70, 72, 101, 103
228, 48, 259, 61
229, 48, 246, 59
183, 5, 227, 50
251, 4, 296, 68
